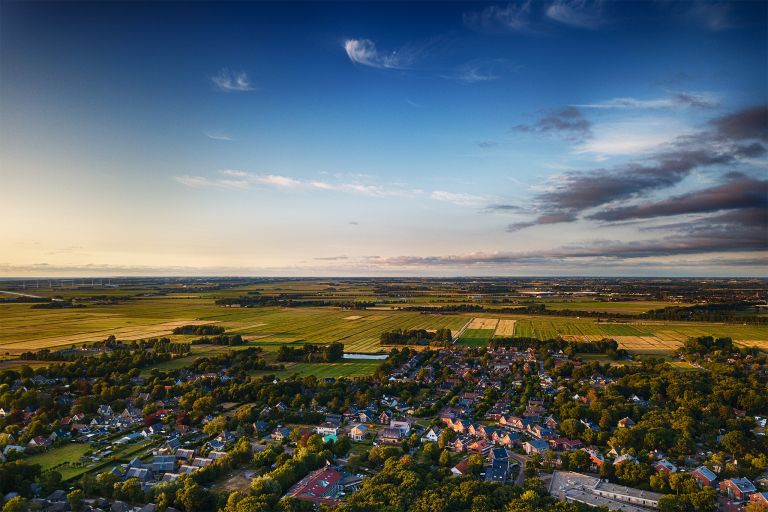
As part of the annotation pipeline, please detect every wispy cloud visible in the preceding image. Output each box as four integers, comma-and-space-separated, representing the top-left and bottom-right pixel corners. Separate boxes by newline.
175, 170, 494, 208
175, 170, 418, 198
463, 1, 535, 34
204, 131, 234, 141
210, 69, 256, 92
545, 0, 605, 29
443, 58, 520, 84
430, 191, 492, 207
685, 1, 736, 31
343, 39, 416, 70
574, 92, 719, 110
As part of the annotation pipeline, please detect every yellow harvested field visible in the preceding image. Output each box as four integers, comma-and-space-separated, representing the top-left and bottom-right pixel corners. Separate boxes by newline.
468, 317, 499, 330
0, 319, 219, 353
654, 330, 689, 342
736, 339, 768, 349
495, 319, 516, 336
344, 315, 362, 320
611, 335, 681, 353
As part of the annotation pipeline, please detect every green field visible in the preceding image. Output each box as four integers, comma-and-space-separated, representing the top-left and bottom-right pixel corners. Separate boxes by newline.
250, 360, 382, 379
24, 442, 92, 479
457, 328, 496, 347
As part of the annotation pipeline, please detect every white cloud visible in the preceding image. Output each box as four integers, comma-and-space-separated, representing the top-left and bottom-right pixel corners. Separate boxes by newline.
173, 174, 249, 190
210, 69, 256, 92
343, 39, 414, 70
574, 118, 694, 156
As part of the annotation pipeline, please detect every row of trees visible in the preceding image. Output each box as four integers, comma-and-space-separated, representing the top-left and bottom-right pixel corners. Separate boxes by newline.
276, 342, 344, 363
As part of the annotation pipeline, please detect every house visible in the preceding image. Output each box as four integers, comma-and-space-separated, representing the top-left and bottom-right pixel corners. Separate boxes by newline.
655, 459, 677, 474
544, 415, 559, 429
349, 424, 367, 442
584, 448, 605, 468
378, 428, 402, 444
151, 455, 176, 473
272, 426, 291, 441
97, 404, 114, 417
451, 437, 468, 453
421, 426, 441, 443
389, 419, 411, 436
358, 409, 376, 423
528, 424, 556, 439
496, 432, 521, 447
324, 414, 342, 427
523, 439, 550, 456
613, 453, 637, 466
486, 458, 509, 483
691, 466, 718, 488
468, 439, 491, 455
451, 458, 470, 476
315, 422, 339, 437
490, 447, 509, 462
286, 466, 344, 505
175, 449, 195, 460
720, 477, 757, 502
549, 437, 582, 451
452, 419, 472, 434
617, 417, 636, 428
125, 467, 151, 482
379, 410, 393, 425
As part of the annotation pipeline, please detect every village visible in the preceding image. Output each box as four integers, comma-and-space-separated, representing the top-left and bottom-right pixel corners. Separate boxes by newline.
0, 331, 766, 512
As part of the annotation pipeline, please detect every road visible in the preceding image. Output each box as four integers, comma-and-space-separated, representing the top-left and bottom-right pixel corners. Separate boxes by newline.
509, 452, 529, 486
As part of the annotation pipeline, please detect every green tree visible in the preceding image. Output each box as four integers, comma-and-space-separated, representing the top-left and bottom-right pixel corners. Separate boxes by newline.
67, 489, 84, 512
1, 497, 28, 512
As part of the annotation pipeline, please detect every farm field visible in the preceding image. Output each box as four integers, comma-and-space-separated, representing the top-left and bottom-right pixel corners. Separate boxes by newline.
539, 300, 694, 314
249, 360, 381, 379
0, 299, 468, 354
512, 317, 768, 354
1, 284, 766, 359
458, 328, 496, 347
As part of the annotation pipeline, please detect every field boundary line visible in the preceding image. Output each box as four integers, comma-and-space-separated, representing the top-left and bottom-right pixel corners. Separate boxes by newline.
452, 318, 472, 344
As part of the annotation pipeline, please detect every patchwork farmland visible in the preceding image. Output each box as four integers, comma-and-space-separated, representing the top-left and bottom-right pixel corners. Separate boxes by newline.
1, 280, 767, 364
455, 315, 768, 354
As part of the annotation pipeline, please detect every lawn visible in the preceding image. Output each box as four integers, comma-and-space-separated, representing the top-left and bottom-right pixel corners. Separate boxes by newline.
25, 442, 91, 472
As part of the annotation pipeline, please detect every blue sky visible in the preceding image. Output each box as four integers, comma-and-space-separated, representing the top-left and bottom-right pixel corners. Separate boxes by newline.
0, 1, 766, 276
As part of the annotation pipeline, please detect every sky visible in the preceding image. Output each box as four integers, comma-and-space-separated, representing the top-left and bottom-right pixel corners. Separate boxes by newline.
0, 0, 766, 277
